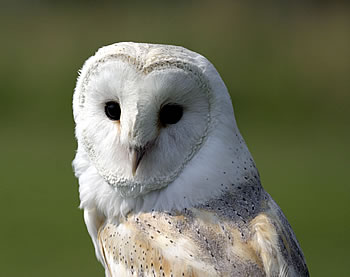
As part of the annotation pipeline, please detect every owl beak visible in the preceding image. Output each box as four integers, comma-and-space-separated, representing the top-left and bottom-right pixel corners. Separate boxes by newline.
130, 147, 146, 176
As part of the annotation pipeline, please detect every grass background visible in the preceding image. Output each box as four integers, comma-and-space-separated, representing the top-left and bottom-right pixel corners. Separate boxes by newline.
0, 1, 349, 276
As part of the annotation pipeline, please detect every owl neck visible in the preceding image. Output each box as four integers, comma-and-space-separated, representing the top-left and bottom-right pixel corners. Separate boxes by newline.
74, 123, 261, 219
140, 125, 261, 212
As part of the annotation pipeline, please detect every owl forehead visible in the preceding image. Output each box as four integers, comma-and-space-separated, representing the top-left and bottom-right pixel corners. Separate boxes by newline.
77, 53, 212, 114
90, 61, 205, 104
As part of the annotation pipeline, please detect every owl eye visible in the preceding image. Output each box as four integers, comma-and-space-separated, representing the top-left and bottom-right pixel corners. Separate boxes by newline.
159, 104, 183, 126
105, 101, 121, 121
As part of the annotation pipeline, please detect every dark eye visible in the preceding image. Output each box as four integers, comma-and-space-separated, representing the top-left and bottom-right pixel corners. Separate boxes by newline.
159, 104, 183, 126
105, 101, 121, 121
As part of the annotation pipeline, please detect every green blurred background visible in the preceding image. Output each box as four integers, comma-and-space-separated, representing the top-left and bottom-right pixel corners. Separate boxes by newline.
0, 0, 349, 276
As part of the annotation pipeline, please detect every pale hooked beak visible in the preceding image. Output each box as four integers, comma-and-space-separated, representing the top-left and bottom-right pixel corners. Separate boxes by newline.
130, 147, 146, 176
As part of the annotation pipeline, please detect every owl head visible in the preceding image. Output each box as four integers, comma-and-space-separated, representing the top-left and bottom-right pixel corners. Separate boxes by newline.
73, 42, 258, 208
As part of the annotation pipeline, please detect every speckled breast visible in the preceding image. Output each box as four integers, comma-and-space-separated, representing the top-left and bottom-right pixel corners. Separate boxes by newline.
97, 186, 278, 276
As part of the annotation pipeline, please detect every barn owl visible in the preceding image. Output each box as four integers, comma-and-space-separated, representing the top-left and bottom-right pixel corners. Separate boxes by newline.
73, 42, 309, 277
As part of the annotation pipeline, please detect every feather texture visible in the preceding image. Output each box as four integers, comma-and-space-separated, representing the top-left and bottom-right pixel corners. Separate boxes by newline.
72, 42, 309, 276
96, 191, 307, 276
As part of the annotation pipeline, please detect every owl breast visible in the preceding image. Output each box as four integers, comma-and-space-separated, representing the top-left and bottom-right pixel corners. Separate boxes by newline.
98, 187, 269, 277
98, 185, 308, 277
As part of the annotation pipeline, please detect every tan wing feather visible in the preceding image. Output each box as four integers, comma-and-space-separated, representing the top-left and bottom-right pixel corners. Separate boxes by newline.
97, 209, 268, 276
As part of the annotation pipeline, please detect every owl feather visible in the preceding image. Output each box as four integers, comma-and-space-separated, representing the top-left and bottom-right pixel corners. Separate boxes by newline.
73, 42, 309, 277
